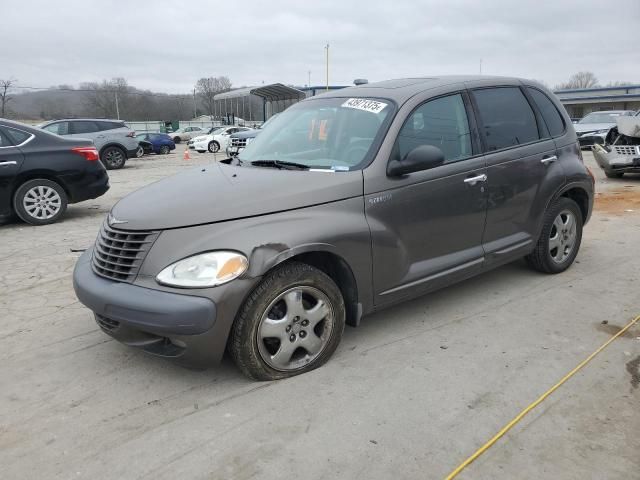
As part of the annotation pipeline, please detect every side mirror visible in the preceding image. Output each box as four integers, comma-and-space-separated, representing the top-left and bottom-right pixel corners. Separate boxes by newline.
387, 145, 445, 177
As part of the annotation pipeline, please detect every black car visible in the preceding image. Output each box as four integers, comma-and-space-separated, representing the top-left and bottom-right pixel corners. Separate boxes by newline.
0, 119, 110, 225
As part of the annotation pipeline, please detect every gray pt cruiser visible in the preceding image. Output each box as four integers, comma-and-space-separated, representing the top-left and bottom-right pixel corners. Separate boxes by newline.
74, 76, 594, 380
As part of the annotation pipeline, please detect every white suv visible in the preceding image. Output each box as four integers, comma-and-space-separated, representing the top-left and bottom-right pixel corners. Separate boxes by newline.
39, 119, 139, 170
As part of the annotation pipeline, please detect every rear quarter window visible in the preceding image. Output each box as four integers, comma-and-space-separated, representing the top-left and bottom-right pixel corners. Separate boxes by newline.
97, 121, 125, 131
472, 87, 540, 151
5, 127, 32, 145
526, 88, 566, 137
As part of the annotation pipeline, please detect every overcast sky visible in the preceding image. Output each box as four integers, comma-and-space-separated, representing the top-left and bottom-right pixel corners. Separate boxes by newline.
3, 0, 639, 93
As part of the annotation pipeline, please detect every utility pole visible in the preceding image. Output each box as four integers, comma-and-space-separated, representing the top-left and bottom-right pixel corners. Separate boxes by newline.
308, 70, 311, 87
479, 59, 482, 75
193, 88, 197, 119
115, 90, 120, 120
325, 43, 330, 91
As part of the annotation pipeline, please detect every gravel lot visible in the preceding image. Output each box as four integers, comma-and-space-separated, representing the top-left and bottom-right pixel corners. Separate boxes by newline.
1, 150, 639, 479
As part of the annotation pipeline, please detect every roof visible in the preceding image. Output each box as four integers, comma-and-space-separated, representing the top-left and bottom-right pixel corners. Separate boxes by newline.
307, 75, 531, 104
214, 83, 306, 101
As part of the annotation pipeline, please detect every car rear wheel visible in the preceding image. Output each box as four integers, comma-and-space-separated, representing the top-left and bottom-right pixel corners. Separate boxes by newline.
229, 261, 346, 380
159, 145, 170, 155
208, 141, 220, 153
101, 146, 126, 170
173, 136, 181, 144
13, 179, 68, 226
526, 197, 582, 274
605, 171, 623, 179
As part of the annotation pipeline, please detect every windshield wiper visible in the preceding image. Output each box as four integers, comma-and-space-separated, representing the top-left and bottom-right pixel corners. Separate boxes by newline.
250, 160, 309, 170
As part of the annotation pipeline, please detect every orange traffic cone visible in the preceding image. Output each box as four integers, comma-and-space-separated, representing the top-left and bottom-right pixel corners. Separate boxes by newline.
183, 148, 190, 161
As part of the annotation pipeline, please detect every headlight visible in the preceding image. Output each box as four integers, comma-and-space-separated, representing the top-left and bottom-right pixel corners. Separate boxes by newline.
156, 251, 248, 288
595, 129, 609, 134
246, 137, 254, 144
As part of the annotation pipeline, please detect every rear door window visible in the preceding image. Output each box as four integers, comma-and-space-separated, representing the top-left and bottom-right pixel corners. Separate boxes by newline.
472, 87, 540, 151
526, 88, 566, 137
71, 121, 100, 134
395, 93, 473, 163
43, 122, 69, 136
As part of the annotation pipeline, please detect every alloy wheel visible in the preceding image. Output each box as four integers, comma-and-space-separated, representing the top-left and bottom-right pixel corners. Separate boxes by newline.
549, 209, 577, 264
22, 185, 62, 220
257, 286, 334, 371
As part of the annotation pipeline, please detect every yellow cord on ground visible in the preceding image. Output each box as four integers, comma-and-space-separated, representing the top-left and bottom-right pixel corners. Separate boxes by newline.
445, 314, 640, 480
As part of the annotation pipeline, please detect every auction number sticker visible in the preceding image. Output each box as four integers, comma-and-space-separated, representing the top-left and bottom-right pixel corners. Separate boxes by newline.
342, 98, 387, 114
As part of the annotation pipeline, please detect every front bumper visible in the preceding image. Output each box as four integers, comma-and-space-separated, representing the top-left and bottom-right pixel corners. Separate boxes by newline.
73, 249, 225, 366
593, 144, 640, 174
578, 133, 606, 148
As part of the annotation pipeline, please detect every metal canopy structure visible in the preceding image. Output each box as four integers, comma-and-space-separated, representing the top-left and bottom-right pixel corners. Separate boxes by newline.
213, 83, 306, 123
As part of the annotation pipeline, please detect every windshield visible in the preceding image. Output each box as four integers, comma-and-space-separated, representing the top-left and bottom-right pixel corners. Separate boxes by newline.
208, 127, 224, 134
579, 112, 622, 124
238, 97, 394, 170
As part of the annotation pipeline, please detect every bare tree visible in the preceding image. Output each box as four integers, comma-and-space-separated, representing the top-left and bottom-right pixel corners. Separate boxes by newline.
555, 72, 599, 90
195, 76, 232, 116
83, 78, 130, 118
1, 78, 16, 117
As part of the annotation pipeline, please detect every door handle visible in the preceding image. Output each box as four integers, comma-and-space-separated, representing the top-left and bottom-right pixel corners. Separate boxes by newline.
541, 155, 558, 165
464, 174, 487, 186
0, 161, 17, 166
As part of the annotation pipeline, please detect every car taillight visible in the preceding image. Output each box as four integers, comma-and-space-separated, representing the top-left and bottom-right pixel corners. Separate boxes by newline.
71, 146, 99, 161
126, 131, 136, 138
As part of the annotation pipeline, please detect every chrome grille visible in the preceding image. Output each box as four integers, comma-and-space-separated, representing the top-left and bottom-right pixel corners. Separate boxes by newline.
231, 137, 247, 148
91, 222, 158, 282
613, 145, 640, 156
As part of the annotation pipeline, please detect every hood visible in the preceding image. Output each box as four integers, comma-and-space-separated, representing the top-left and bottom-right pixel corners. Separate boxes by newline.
110, 162, 363, 230
231, 130, 260, 139
574, 122, 614, 134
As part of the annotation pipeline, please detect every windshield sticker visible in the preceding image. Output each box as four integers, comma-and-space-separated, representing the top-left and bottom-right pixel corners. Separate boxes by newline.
341, 98, 387, 114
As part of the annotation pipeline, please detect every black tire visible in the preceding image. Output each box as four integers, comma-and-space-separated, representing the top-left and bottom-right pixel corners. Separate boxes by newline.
13, 179, 68, 226
101, 146, 126, 170
159, 145, 170, 155
135, 145, 144, 158
208, 141, 220, 153
526, 197, 583, 274
173, 136, 181, 144
229, 261, 346, 381
605, 171, 623, 179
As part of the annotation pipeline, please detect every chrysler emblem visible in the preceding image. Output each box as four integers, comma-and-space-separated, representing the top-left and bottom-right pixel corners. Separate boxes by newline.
108, 214, 128, 226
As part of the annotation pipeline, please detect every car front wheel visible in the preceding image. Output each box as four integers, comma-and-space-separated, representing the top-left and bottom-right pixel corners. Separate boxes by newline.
101, 146, 126, 169
159, 145, 170, 155
526, 197, 583, 274
229, 262, 346, 380
208, 141, 220, 153
13, 179, 68, 225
